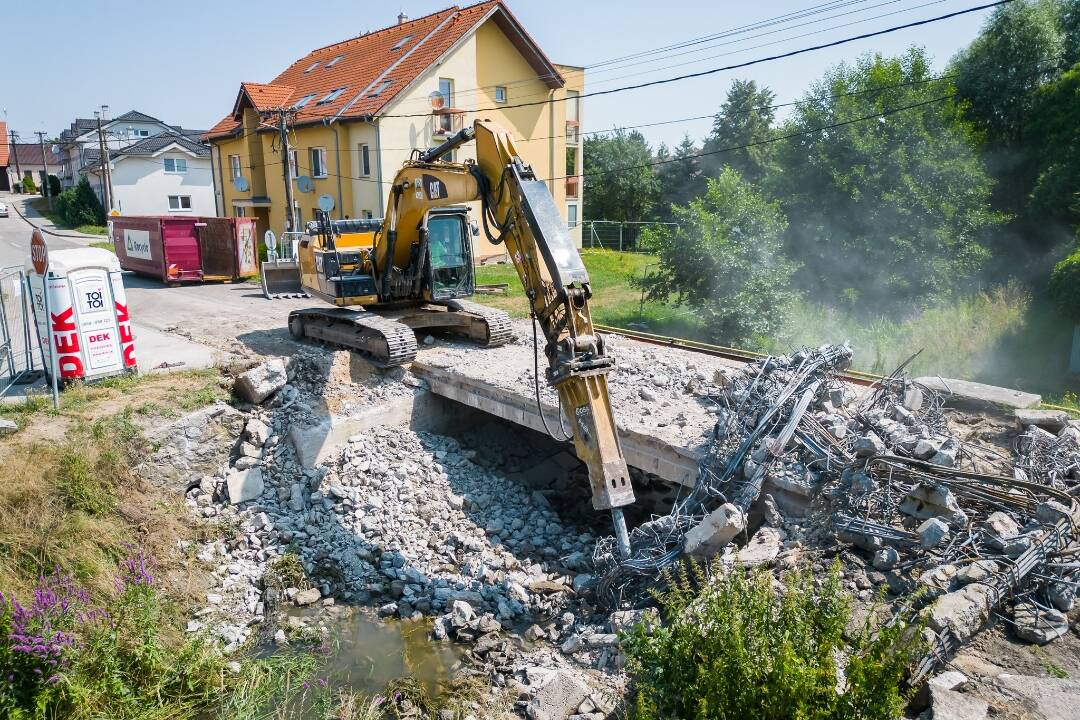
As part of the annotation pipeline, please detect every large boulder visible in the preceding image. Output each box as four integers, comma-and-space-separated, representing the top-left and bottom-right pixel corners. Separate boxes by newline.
234, 359, 287, 404
525, 670, 592, 720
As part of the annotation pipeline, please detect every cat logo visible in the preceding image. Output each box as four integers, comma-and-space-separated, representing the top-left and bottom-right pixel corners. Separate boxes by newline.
422, 174, 449, 200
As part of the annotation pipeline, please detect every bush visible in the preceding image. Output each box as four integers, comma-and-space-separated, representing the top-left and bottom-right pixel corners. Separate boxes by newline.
46, 175, 61, 198
622, 559, 925, 720
54, 178, 106, 229
639, 169, 798, 346
1049, 244, 1080, 321
21, 176, 36, 194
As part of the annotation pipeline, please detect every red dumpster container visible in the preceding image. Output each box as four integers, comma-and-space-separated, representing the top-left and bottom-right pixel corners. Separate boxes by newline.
111, 216, 258, 283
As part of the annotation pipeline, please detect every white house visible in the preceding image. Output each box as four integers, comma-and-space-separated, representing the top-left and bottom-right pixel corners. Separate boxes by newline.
57, 110, 213, 216
83, 132, 215, 216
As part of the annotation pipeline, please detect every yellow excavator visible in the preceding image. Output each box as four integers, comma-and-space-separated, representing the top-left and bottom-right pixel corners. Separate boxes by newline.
290, 119, 634, 553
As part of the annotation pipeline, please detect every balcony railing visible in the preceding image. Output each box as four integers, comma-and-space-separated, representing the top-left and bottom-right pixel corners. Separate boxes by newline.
432, 108, 465, 137
565, 120, 580, 145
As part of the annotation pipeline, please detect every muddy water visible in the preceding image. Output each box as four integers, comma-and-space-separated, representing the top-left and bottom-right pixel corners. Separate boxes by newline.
320, 611, 462, 697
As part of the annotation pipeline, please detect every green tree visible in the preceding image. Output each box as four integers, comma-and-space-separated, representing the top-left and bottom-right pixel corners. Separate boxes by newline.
1058, 0, 1080, 67
582, 129, 661, 222
640, 168, 797, 346
1049, 241, 1080, 320
1026, 62, 1080, 227
655, 135, 703, 219
21, 175, 36, 193
768, 48, 1002, 311
952, 0, 1065, 214
702, 79, 777, 184
46, 175, 62, 197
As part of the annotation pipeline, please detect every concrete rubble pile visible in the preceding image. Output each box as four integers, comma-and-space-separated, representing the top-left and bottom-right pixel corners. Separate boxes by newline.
595, 344, 1080, 678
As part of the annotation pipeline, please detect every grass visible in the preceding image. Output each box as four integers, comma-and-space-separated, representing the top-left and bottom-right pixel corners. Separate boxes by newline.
474, 249, 704, 338
0, 369, 227, 431
90, 240, 115, 252
29, 197, 107, 235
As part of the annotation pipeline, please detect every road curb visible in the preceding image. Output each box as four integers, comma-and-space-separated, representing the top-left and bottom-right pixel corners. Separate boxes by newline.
5, 196, 101, 241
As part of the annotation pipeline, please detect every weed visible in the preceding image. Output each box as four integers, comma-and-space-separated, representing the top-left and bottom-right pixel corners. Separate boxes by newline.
89, 240, 114, 251
1030, 646, 1069, 679
622, 559, 925, 720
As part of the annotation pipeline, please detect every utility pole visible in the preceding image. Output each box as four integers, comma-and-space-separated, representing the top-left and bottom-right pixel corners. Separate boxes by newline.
94, 111, 111, 212
277, 109, 296, 234
9, 129, 21, 184
35, 131, 53, 211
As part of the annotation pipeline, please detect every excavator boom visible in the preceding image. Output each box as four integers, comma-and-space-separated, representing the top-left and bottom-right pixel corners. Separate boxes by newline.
435, 121, 636, 553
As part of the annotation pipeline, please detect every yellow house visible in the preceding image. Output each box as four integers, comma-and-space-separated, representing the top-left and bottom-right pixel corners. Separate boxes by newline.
204, 1, 584, 259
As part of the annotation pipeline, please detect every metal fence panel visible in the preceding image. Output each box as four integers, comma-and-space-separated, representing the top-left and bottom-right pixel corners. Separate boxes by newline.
581, 221, 679, 253
0, 266, 38, 395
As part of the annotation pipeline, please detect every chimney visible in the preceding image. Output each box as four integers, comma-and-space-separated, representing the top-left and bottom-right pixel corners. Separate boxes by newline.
397, 11, 408, 24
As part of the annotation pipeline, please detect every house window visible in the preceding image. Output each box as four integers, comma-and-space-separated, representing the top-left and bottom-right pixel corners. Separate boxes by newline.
317, 87, 347, 105
359, 144, 370, 176
566, 146, 578, 176
438, 78, 454, 108
304, 60, 320, 73
391, 35, 413, 51
288, 150, 298, 178
494, 86, 507, 103
130, 128, 150, 138
362, 210, 373, 219
566, 90, 580, 123
566, 203, 578, 229
229, 154, 242, 180
325, 54, 344, 68
164, 157, 187, 173
310, 148, 327, 178
168, 195, 192, 211
234, 206, 246, 217
294, 93, 318, 108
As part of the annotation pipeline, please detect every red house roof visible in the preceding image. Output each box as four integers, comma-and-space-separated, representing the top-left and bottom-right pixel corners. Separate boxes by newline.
0, 122, 8, 166
205, 1, 563, 140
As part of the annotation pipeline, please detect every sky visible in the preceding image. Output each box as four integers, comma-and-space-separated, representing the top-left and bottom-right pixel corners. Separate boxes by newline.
2, 0, 998, 150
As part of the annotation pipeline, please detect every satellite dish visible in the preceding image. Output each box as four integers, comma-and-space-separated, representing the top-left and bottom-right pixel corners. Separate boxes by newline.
317, 194, 336, 212
51, 144, 60, 155
429, 91, 446, 110
233, 176, 250, 192
296, 176, 315, 193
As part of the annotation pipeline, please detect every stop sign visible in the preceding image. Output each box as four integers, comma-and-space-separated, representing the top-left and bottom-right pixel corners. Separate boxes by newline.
30, 229, 49, 275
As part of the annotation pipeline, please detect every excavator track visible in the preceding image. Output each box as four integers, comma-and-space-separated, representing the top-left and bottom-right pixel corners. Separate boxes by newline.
288, 308, 418, 367
442, 299, 514, 347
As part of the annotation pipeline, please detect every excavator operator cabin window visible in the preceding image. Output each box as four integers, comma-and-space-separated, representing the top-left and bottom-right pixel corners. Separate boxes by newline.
428, 214, 470, 298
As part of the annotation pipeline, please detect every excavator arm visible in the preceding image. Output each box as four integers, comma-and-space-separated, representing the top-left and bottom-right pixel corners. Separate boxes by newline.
412, 121, 635, 555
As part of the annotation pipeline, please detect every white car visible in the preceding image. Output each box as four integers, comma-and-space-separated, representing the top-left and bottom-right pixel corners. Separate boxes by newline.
0, 201, 8, 217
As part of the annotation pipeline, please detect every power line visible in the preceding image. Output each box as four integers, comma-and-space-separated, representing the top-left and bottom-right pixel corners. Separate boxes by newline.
283, 1, 1013, 123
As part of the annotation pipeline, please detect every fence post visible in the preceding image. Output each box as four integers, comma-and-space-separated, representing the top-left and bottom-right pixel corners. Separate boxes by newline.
618, 223, 623, 252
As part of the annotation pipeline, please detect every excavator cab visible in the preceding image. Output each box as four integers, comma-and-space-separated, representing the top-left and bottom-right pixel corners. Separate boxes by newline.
426, 208, 475, 300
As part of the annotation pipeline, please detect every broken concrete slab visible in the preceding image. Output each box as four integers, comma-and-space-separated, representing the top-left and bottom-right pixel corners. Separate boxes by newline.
525, 670, 592, 720
683, 503, 746, 558
234, 358, 287, 404
956, 560, 999, 585
0, 418, 17, 435
925, 583, 993, 643
227, 468, 264, 504
736, 526, 782, 567
926, 685, 988, 720
1012, 602, 1069, 644
915, 376, 1041, 410
992, 674, 1080, 720
1014, 408, 1071, 432
918, 517, 951, 548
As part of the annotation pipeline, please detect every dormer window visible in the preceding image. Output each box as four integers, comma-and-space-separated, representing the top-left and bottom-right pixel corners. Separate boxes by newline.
294, 93, 318, 108
325, 54, 344, 68
304, 61, 320, 73
317, 87, 348, 105
391, 35, 413, 51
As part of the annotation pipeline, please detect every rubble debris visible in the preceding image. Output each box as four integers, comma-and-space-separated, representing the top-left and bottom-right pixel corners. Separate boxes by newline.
925, 684, 989, 720
591, 343, 1080, 686
1014, 408, 1071, 432
233, 357, 287, 404
525, 670, 592, 720
1012, 601, 1070, 645
0, 418, 18, 435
